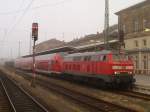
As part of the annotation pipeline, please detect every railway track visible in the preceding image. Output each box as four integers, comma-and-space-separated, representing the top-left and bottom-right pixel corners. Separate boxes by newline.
0, 73, 48, 112
38, 79, 137, 112
117, 90, 150, 101
134, 84, 150, 93
15, 70, 137, 112
0, 80, 14, 112
18, 69, 150, 101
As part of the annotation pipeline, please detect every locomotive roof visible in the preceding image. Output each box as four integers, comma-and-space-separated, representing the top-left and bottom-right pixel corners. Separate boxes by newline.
65, 50, 112, 57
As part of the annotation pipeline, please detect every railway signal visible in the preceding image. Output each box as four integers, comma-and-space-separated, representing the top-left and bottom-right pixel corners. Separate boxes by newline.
32, 23, 38, 41
31, 22, 38, 87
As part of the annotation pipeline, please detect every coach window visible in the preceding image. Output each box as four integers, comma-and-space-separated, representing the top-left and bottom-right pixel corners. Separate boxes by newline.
55, 60, 58, 64
69, 65, 71, 70
51, 60, 54, 64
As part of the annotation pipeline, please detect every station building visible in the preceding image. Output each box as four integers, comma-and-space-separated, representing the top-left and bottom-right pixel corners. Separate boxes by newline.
116, 0, 150, 75
35, 24, 119, 53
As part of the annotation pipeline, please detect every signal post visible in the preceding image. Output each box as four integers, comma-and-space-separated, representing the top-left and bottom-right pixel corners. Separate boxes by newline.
30, 23, 38, 87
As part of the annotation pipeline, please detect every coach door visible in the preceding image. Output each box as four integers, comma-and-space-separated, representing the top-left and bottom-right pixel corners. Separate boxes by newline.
48, 60, 52, 71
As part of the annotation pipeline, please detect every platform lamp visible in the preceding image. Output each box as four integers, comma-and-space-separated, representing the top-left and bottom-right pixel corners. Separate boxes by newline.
30, 23, 38, 87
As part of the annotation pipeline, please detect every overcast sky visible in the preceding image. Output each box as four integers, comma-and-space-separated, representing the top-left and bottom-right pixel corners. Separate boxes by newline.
0, 0, 145, 58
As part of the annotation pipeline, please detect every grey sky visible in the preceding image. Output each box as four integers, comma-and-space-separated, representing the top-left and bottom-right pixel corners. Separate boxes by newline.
0, 0, 145, 58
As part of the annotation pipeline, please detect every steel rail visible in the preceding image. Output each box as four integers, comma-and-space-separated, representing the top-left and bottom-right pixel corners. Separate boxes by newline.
0, 79, 16, 112
134, 84, 150, 92
117, 90, 150, 101
0, 74, 49, 112
0, 79, 15, 112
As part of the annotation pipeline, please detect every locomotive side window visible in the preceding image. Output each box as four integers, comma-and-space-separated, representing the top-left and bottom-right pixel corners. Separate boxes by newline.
90, 55, 106, 61
84, 57, 86, 61
74, 56, 81, 61
102, 55, 107, 61
84, 56, 91, 61
99, 55, 103, 61
91, 55, 99, 61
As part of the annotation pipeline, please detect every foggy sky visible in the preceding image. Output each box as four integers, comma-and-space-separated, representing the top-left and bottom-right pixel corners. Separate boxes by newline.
0, 0, 145, 58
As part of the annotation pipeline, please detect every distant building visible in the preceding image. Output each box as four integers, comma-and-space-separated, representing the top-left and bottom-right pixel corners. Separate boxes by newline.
35, 38, 65, 53
65, 24, 118, 51
35, 24, 118, 53
116, 0, 150, 75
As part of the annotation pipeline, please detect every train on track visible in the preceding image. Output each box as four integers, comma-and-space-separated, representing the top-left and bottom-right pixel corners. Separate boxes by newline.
14, 49, 135, 88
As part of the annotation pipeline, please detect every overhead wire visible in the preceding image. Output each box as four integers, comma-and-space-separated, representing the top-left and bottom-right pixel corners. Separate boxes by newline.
0, 0, 72, 15
0, 0, 26, 58
0, 0, 72, 58
7, 0, 35, 35
1, 0, 25, 41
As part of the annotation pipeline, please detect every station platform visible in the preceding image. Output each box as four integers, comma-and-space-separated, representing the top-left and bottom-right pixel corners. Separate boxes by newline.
134, 75, 150, 87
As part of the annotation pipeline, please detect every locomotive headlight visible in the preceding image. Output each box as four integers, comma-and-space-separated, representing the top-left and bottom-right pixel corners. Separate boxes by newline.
114, 71, 120, 74
128, 72, 133, 74
112, 66, 122, 70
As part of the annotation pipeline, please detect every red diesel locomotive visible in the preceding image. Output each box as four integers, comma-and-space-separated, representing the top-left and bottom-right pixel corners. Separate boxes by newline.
62, 50, 135, 87
14, 50, 135, 88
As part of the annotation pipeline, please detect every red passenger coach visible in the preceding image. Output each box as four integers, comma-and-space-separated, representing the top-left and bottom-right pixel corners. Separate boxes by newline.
63, 50, 135, 88
35, 53, 64, 74
15, 57, 32, 70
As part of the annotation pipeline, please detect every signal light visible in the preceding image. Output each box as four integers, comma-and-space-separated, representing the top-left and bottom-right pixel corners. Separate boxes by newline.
32, 23, 38, 41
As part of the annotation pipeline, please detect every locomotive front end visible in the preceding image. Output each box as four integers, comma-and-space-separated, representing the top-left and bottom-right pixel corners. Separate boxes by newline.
110, 53, 135, 87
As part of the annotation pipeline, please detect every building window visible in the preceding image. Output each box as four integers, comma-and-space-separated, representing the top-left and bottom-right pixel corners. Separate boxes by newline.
143, 56, 147, 69
143, 19, 147, 30
135, 56, 139, 69
134, 40, 138, 47
143, 39, 147, 47
123, 24, 126, 34
143, 60, 147, 69
134, 20, 139, 32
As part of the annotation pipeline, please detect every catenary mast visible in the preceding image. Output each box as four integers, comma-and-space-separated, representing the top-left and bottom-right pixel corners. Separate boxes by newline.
104, 0, 109, 49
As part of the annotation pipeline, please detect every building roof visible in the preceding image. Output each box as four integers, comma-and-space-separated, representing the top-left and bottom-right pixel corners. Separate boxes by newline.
35, 38, 65, 52
23, 46, 76, 57
116, 0, 149, 15
75, 39, 118, 50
